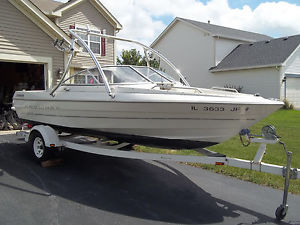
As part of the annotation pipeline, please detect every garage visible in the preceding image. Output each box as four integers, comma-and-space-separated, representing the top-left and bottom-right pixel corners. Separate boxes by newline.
0, 61, 45, 129
285, 74, 300, 109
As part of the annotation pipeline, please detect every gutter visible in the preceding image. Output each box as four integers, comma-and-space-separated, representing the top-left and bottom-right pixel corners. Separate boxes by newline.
212, 35, 266, 43
210, 63, 282, 72
285, 73, 300, 78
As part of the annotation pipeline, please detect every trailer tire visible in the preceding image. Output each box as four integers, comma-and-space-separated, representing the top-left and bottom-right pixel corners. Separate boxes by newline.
29, 131, 52, 161
275, 205, 287, 221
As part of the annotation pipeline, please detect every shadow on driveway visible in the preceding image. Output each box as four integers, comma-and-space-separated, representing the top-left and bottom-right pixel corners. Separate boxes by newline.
0, 142, 290, 224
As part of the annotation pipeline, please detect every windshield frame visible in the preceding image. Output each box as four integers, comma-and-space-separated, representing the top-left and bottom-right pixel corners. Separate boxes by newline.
50, 28, 190, 97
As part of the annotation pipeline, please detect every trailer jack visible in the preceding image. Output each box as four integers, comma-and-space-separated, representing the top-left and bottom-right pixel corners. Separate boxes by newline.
239, 125, 297, 220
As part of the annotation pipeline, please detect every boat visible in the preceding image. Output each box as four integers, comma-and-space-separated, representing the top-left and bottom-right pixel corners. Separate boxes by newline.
12, 29, 283, 149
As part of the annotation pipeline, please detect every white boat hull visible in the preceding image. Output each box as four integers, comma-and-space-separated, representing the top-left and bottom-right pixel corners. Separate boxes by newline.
13, 86, 283, 148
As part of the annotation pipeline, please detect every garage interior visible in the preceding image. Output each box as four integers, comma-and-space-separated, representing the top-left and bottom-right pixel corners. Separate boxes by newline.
0, 61, 45, 129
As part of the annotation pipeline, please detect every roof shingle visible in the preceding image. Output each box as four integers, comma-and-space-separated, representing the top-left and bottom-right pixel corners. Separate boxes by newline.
210, 35, 300, 72
179, 18, 271, 42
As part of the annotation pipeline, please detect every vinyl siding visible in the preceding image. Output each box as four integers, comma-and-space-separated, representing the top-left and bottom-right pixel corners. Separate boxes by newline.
280, 45, 300, 100
0, 0, 64, 88
215, 38, 247, 66
153, 20, 215, 86
282, 47, 300, 108
285, 56, 300, 75
57, 0, 115, 67
210, 67, 281, 99
286, 77, 300, 109
72, 52, 114, 68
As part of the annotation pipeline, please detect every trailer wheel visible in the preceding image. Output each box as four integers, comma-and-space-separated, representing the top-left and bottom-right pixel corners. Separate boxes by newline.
30, 131, 51, 161
275, 205, 287, 221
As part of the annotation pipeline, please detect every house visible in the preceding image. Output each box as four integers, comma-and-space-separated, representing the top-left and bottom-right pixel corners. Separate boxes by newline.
0, 0, 122, 111
151, 17, 300, 108
210, 35, 300, 108
151, 17, 271, 87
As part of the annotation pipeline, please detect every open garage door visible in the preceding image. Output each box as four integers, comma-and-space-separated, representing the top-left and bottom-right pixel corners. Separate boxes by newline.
286, 74, 300, 109
0, 61, 44, 111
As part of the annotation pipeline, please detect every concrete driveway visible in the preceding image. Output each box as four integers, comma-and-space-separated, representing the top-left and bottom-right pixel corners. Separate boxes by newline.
0, 132, 300, 225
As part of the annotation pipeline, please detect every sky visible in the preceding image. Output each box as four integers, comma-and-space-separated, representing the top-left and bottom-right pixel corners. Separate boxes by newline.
57, 0, 300, 46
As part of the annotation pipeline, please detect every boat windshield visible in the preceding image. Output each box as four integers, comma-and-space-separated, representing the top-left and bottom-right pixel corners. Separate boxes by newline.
132, 66, 175, 83
103, 66, 149, 83
62, 66, 178, 85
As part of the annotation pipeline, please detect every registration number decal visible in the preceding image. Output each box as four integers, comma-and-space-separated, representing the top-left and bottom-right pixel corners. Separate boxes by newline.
191, 105, 243, 112
203, 106, 225, 111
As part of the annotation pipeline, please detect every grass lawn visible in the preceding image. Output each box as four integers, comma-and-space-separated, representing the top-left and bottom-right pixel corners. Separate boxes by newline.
136, 109, 300, 194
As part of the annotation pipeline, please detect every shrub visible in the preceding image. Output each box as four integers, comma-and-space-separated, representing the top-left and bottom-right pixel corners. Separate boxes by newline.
282, 99, 294, 110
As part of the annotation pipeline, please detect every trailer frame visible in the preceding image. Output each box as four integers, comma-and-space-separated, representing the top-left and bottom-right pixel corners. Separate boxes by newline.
17, 124, 300, 221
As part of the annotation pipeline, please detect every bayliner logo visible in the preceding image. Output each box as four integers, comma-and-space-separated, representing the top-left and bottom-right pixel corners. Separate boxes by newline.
24, 105, 58, 110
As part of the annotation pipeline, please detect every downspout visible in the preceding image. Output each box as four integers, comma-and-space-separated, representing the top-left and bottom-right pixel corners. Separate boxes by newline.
278, 65, 286, 100
282, 76, 287, 100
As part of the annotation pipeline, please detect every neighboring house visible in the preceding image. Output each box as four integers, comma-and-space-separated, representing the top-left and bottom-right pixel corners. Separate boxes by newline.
151, 17, 271, 88
152, 17, 300, 108
210, 35, 300, 108
0, 0, 122, 109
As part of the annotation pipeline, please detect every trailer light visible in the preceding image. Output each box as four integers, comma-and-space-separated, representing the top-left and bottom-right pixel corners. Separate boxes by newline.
50, 144, 56, 147
216, 162, 225, 166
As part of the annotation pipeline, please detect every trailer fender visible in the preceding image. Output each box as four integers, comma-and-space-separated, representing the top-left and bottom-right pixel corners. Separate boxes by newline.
28, 125, 62, 147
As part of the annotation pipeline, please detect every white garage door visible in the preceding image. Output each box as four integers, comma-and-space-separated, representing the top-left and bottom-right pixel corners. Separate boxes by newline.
286, 77, 300, 109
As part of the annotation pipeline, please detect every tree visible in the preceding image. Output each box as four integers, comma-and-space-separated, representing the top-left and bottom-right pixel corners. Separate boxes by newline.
117, 49, 142, 65
117, 49, 160, 69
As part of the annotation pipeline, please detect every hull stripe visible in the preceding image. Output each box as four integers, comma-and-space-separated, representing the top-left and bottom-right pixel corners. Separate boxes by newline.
24, 113, 256, 121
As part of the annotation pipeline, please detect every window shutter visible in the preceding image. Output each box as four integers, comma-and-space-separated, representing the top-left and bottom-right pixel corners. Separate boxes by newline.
101, 29, 106, 56
69, 24, 75, 38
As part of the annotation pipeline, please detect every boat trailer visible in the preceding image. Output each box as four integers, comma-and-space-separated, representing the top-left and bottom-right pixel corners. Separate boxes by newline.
17, 124, 299, 221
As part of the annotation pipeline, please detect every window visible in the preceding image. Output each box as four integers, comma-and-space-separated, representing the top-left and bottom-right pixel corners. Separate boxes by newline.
90, 34, 101, 54
75, 26, 102, 55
